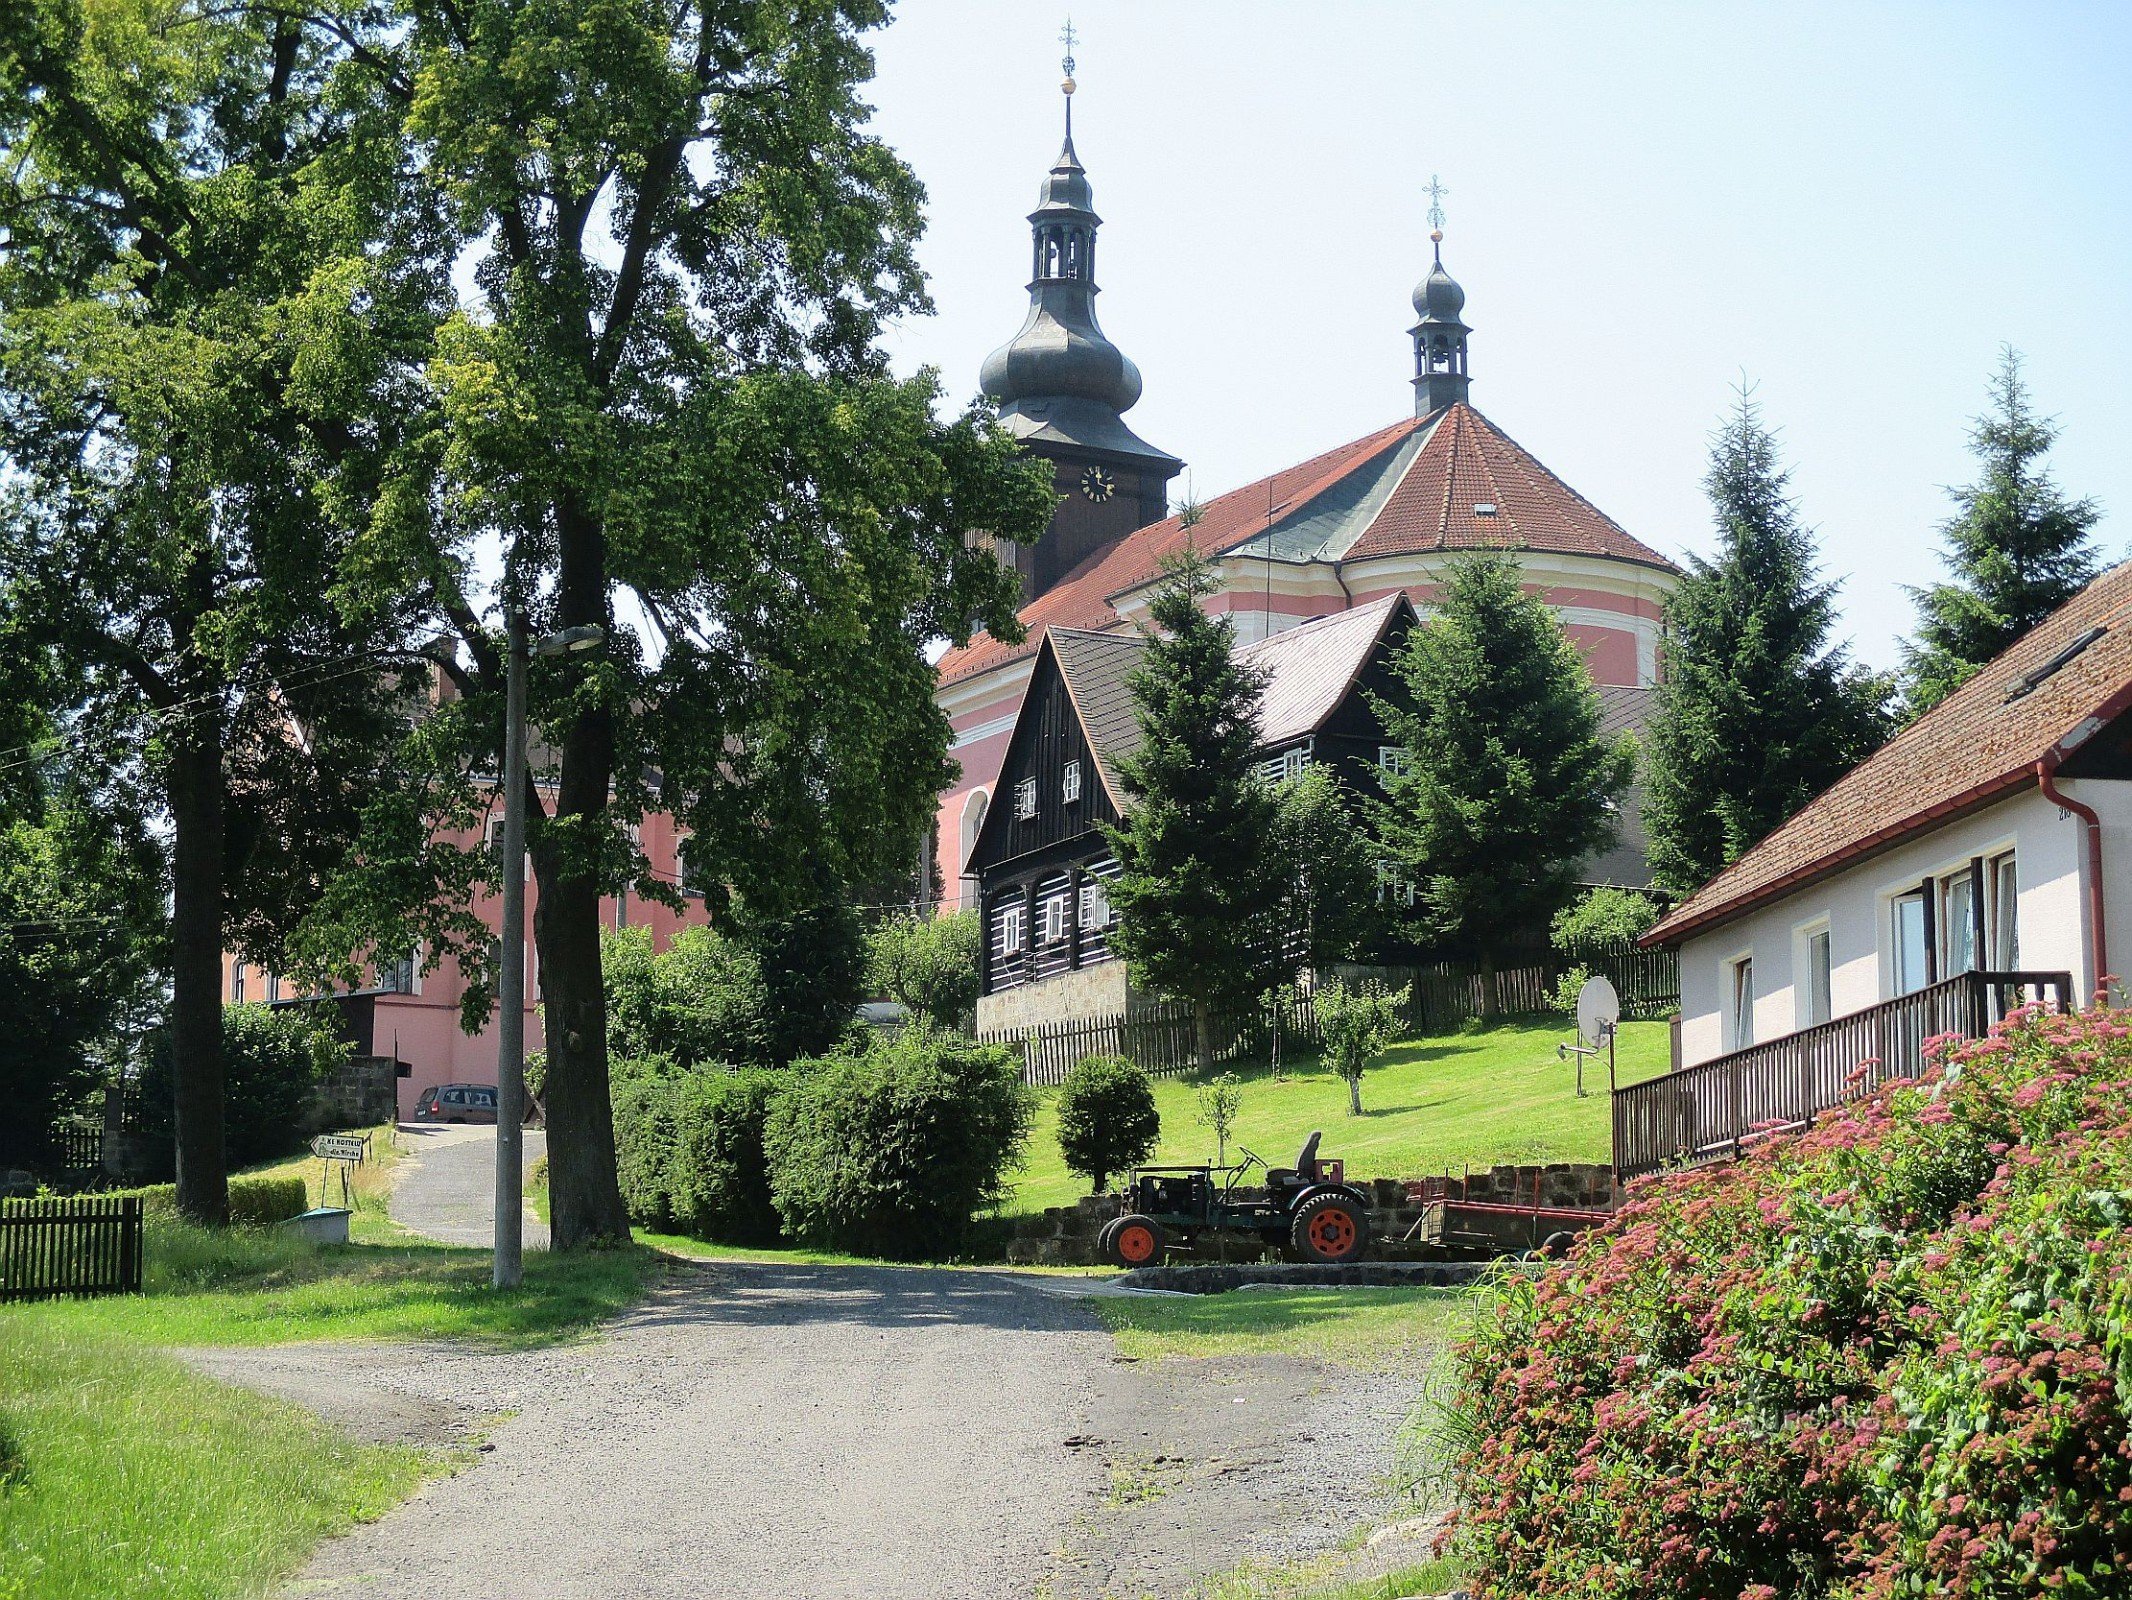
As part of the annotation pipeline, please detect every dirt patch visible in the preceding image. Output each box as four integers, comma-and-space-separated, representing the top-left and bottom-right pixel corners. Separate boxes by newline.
1045, 1347, 1427, 1598
176, 1343, 504, 1452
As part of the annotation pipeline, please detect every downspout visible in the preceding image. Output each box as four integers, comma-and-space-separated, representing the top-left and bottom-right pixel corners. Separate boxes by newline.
2037, 756, 2108, 1000
1331, 559, 1354, 614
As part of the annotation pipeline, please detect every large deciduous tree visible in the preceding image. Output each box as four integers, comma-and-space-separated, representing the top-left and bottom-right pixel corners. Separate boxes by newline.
1102, 554, 1286, 1068
1371, 552, 1632, 1012
1903, 347, 2105, 716
361, 1, 1050, 1244
0, 0, 466, 1221
1643, 390, 1893, 896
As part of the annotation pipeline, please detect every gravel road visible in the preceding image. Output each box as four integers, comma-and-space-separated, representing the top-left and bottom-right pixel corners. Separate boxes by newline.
388, 1123, 549, 1250
186, 1126, 1428, 1598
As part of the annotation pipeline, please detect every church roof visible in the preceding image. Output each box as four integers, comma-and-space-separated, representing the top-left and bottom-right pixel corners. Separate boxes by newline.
938, 403, 1675, 687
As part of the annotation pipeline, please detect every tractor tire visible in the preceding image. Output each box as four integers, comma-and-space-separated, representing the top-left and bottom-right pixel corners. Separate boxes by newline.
1289, 1192, 1370, 1264
1108, 1214, 1166, 1269
1094, 1216, 1125, 1261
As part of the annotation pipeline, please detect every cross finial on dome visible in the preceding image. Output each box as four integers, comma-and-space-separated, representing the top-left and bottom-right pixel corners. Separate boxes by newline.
1058, 19, 1078, 144
1424, 173, 1449, 258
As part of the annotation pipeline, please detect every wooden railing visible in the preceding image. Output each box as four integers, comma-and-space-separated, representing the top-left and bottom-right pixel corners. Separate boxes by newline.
1612, 970, 2074, 1181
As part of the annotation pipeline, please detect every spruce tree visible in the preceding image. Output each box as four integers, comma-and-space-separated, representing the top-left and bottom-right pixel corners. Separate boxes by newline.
1371, 552, 1633, 1012
1644, 391, 1893, 895
1902, 347, 2104, 715
1102, 555, 1285, 1069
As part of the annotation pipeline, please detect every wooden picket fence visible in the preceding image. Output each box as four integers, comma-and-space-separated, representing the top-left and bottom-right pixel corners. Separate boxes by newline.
0, 1194, 144, 1301
981, 942, 1679, 1086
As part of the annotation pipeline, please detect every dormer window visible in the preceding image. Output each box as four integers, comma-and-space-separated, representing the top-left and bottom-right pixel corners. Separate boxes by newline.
1014, 777, 1038, 819
1062, 760, 1082, 804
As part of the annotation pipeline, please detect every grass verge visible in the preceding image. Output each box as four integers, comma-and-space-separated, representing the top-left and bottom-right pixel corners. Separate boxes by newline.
1007, 1018, 1661, 1217
0, 1318, 437, 1600
9, 1216, 655, 1348
1093, 1285, 1472, 1371
1190, 1553, 1466, 1600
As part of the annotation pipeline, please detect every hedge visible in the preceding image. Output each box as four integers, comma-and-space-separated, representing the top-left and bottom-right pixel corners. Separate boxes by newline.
763, 1031, 1030, 1259
612, 1063, 783, 1246
1443, 1002, 2132, 1598
116, 1175, 310, 1229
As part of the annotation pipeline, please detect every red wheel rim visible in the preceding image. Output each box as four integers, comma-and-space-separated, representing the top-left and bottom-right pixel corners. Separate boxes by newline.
1117, 1224, 1158, 1264
1307, 1208, 1357, 1255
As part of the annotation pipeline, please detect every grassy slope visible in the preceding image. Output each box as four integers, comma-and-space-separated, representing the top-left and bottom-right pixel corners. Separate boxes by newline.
1010, 1018, 1663, 1216
0, 1319, 434, 1600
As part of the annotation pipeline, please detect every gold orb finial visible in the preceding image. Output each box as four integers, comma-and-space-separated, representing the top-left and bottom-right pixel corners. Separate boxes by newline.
1062, 75, 1075, 95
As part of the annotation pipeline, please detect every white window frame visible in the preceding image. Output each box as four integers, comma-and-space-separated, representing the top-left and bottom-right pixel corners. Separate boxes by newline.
1013, 777, 1038, 819
1374, 859, 1417, 908
1061, 760, 1082, 805
230, 961, 247, 1004
1377, 744, 1413, 778
1890, 888, 1929, 997
485, 814, 531, 880
1078, 879, 1111, 930
674, 828, 703, 899
1988, 850, 2018, 968
1040, 893, 1069, 945
999, 902, 1026, 954
1725, 952, 1755, 1052
1795, 917, 1832, 1028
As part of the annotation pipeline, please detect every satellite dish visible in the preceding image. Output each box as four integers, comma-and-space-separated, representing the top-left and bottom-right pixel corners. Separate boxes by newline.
1576, 975, 1621, 1049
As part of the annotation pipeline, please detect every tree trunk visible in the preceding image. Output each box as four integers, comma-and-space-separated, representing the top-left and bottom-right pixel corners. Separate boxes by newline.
168, 725, 228, 1225
1193, 999, 1213, 1073
1348, 1075, 1362, 1116
534, 502, 631, 1250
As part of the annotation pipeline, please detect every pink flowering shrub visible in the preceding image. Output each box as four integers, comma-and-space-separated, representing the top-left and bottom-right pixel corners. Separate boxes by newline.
1443, 1005, 2132, 1598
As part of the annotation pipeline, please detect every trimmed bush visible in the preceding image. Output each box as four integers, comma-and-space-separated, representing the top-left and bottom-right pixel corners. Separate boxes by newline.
1442, 1003, 2132, 1599
613, 1064, 783, 1246
763, 1031, 1031, 1259
1055, 1054, 1159, 1193
118, 1174, 310, 1228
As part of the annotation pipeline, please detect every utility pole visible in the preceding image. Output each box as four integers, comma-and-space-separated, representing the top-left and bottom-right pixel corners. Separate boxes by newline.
494, 607, 529, 1289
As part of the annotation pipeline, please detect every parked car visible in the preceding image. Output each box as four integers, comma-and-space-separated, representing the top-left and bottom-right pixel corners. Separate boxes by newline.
411, 1083, 500, 1124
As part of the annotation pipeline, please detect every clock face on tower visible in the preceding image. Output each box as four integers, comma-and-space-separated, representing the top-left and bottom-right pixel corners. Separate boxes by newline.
1078, 465, 1117, 503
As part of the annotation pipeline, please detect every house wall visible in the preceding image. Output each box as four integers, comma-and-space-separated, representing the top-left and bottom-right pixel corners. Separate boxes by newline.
222, 797, 708, 1120
974, 959, 1132, 1034
1674, 784, 2105, 1068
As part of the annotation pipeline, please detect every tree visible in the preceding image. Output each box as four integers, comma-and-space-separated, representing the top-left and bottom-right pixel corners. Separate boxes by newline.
1550, 887, 1660, 951
1316, 978, 1407, 1116
1903, 348, 2105, 715
1372, 553, 1634, 1011
1643, 391, 1894, 895
603, 925, 771, 1070
1103, 555, 1286, 1068
1055, 1055, 1159, 1193
0, 1, 471, 1221
1195, 1071, 1243, 1166
733, 896, 871, 1067
328, 1, 1052, 1247
1269, 765, 1381, 975
867, 910, 982, 1032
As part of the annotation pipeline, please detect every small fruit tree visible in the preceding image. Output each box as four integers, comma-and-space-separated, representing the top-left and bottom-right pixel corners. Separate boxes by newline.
1196, 1071, 1244, 1165
1056, 1055, 1160, 1193
1317, 979, 1409, 1115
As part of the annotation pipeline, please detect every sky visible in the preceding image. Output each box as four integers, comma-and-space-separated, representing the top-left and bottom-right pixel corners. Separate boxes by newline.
862, 1, 2132, 672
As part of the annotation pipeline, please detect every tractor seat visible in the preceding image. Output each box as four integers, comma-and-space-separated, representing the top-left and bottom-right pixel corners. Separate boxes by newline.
1265, 1131, 1324, 1194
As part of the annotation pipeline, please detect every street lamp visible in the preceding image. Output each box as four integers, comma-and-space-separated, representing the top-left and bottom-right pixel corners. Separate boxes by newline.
495, 613, 606, 1289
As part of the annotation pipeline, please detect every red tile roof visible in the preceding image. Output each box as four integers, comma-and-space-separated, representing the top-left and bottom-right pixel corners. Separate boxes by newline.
938, 404, 1673, 687
1644, 560, 2132, 947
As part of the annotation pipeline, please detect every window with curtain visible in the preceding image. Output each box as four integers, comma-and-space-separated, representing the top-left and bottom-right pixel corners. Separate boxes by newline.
1728, 957, 1755, 1051
1805, 928, 1832, 1026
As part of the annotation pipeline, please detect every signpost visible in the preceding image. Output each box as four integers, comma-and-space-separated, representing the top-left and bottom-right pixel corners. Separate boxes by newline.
311, 1133, 367, 1209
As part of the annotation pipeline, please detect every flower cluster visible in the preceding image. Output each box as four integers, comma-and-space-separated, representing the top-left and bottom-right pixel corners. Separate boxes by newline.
1441, 1005, 2132, 1598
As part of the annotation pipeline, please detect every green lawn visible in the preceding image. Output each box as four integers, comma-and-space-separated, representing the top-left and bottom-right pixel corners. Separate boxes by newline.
0, 1316, 435, 1600
1094, 1284, 1473, 1371
1009, 1018, 1661, 1216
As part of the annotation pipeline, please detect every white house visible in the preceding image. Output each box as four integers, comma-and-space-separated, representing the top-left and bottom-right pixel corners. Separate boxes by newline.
1647, 559, 2132, 1069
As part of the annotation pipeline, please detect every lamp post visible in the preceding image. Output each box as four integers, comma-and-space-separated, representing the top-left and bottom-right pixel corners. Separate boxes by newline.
494, 614, 604, 1290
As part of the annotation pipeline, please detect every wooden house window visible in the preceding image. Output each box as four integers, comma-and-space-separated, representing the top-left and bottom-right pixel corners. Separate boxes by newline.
1261, 740, 1314, 786
1079, 878, 1111, 929
1374, 861, 1416, 908
1377, 745, 1412, 778
1062, 760, 1082, 804
1014, 777, 1038, 819
999, 901, 1026, 954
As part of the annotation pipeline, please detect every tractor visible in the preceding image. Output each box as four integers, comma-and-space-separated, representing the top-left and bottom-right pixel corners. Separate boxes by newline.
1098, 1130, 1372, 1268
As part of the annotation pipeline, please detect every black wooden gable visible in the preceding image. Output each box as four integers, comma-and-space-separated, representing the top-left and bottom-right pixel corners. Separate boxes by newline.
963, 633, 1130, 876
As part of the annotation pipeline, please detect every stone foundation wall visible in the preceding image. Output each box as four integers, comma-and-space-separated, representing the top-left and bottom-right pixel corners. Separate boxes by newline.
1007, 1161, 1620, 1266
975, 960, 1133, 1035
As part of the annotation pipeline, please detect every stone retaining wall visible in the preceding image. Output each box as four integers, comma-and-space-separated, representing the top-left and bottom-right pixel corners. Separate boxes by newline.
305, 1055, 399, 1134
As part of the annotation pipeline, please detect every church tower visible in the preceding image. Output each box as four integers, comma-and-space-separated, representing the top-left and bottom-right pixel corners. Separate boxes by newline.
979, 35, 1181, 599
1410, 178, 1471, 415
